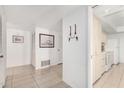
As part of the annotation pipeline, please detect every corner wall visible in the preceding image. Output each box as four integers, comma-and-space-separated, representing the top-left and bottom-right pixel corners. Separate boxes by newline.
7, 28, 32, 68
63, 6, 89, 88
35, 27, 49, 69
34, 25, 62, 69
49, 20, 63, 65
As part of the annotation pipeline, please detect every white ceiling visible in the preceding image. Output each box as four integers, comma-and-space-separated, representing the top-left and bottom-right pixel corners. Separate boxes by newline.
4, 5, 80, 31
93, 5, 124, 34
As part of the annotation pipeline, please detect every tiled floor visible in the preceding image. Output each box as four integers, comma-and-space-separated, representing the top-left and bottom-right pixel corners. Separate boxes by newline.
5, 64, 71, 88
93, 64, 124, 88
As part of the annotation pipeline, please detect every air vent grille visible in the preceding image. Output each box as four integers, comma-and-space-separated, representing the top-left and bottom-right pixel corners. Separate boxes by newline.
41, 60, 50, 67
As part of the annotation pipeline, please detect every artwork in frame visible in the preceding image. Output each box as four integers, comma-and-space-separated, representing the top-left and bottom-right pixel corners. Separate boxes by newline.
39, 34, 54, 48
12, 35, 24, 43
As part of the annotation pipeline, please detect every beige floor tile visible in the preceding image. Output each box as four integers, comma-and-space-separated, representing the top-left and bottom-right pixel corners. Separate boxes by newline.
36, 77, 62, 88
7, 68, 14, 76
103, 65, 123, 88
94, 66, 117, 88
5, 79, 12, 88
5, 64, 69, 88
118, 75, 124, 88
12, 77, 37, 88
50, 81, 71, 88
94, 64, 124, 88
13, 74, 33, 81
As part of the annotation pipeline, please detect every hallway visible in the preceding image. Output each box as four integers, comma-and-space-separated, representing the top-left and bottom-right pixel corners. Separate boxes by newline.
94, 64, 124, 88
0, 5, 89, 88
5, 64, 70, 88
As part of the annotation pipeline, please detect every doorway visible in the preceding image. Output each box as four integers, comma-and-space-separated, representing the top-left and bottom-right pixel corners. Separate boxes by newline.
107, 39, 119, 65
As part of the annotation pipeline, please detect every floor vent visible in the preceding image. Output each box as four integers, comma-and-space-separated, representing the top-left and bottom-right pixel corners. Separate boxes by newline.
58, 63, 62, 65
41, 60, 50, 67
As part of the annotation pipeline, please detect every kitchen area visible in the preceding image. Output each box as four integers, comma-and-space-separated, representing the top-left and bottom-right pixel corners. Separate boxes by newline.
91, 11, 118, 85
92, 5, 123, 88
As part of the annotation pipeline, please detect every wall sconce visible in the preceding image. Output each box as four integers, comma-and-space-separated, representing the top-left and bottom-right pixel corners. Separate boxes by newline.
68, 24, 78, 42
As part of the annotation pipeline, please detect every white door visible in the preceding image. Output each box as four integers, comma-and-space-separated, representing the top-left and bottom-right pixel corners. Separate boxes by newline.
107, 39, 119, 64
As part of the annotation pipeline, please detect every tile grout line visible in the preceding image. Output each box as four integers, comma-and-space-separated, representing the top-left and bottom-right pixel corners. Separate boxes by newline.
5, 64, 65, 88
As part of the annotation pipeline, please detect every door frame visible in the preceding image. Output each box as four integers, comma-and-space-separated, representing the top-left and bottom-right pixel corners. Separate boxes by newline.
87, 6, 93, 88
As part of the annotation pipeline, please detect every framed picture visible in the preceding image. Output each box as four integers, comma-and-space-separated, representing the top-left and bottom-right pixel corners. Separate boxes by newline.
12, 35, 24, 43
39, 34, 54, 48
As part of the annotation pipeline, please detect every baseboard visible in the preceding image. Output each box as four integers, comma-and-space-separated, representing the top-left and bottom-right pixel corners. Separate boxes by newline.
51, 63, 63, 66
93, 70, 107, 85
7, 64, 32, 69
58, 63, 63, 65
35, 63, 63, 70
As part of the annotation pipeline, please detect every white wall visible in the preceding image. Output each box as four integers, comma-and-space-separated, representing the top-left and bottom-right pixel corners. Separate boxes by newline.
31, 32, 36, 67
7, 28, 32, 68
35, 27, 50, 69
34, 25, 62, 69
63, 6, 88, 88
49, 20, 63, 65
108, 33, 124, 63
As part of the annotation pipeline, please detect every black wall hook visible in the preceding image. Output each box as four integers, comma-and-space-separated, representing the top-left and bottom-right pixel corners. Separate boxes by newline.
68, 24, 78, 42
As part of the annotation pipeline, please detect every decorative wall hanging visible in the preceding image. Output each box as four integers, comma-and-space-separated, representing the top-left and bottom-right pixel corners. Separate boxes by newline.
68, 24, 78, 42
12, 35, 24, 43
39, 34, 54, 48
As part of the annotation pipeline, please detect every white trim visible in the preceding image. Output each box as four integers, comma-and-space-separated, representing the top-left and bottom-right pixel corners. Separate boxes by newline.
87, 6, 93, 88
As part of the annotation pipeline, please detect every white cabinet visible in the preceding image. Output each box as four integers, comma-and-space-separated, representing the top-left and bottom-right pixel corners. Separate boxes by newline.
92, 15, 107, 83
93, 54, 106, 83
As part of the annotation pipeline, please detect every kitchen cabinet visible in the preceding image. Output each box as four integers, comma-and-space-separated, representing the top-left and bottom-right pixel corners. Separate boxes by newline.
92, 15, 107, 83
